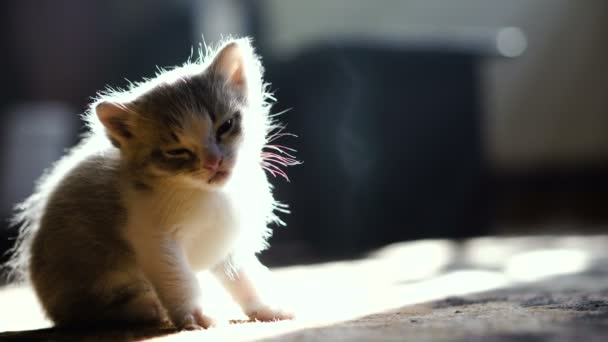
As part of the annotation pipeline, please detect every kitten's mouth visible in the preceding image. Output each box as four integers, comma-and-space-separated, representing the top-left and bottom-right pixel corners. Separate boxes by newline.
207, 170, 229, 184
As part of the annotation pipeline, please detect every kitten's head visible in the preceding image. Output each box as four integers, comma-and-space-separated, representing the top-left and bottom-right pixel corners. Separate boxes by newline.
92, 38, 269, 190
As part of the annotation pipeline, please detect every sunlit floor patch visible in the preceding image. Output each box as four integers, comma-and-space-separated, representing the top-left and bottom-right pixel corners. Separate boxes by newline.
0, 235, 606, 341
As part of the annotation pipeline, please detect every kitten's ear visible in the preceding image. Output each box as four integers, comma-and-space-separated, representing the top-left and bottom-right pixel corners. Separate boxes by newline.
210, 41, 246, 90
95, 101, 135, 147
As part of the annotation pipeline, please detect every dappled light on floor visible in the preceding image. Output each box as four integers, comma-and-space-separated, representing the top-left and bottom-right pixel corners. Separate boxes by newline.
505, 249, 589, 282
0, 235, 604, 341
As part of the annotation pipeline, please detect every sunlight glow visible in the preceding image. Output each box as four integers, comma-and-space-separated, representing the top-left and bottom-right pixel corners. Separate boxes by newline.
505, 249, 590, 282
0, 286, 49, 331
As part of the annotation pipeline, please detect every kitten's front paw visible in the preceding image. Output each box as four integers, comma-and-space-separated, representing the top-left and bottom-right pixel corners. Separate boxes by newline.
246, 304, 295, 322
176, 307, 216, 330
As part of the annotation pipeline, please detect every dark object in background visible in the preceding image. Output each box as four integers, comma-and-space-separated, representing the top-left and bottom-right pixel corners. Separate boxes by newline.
494, 164, 608, 229
265, 42, 491, 259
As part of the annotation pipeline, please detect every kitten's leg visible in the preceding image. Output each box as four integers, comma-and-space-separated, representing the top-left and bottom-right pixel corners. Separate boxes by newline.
103, 274, 166, 325
34, 274, 166, 326
30, 225, 165, 326
213, 256, 294, 322
131, 235, 215, 330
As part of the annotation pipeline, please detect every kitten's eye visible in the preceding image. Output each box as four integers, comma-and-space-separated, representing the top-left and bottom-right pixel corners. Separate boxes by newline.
217, 118, 234, 138
163, 148, 192, 158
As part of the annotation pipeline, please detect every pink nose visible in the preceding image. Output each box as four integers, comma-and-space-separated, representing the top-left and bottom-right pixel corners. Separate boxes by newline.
203, 156, 221, 171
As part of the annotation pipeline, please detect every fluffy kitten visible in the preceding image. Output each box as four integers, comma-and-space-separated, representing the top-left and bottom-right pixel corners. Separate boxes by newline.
5, 38, 296, 329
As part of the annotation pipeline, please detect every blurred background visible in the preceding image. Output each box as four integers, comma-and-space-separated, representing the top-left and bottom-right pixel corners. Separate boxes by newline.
0, 0, 607, 269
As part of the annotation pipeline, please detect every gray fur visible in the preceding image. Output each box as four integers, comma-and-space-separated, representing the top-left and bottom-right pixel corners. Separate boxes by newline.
4, 38, 295, 328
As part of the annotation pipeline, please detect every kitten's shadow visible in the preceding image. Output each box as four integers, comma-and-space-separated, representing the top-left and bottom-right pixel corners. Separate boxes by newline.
0, 326, 173, 341
0, 319, 260, 341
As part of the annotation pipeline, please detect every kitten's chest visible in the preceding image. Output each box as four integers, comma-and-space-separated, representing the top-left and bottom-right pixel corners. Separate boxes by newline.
128, 190, 242, 271
174, 191, 241, 270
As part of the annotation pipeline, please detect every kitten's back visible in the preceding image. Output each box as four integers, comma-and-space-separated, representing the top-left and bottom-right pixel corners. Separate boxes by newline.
5, 134, 114, 281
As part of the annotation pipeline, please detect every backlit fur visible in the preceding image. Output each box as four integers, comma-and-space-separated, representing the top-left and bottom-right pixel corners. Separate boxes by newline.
4, 37, 295, 328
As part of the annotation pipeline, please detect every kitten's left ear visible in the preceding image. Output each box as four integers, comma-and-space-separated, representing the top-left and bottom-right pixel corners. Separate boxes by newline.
210, 41, 247, 91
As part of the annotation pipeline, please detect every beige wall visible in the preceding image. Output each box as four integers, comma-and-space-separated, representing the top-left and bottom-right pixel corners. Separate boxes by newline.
262, 0, 608, 168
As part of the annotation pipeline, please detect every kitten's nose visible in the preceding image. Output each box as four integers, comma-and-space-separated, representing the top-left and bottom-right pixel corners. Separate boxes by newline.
202, 155, 222, 171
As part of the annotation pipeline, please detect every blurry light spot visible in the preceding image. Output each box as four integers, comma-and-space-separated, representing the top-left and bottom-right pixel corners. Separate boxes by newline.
506, 249, 589, 282
372, 240, 455, 283
496, 27, 527, 57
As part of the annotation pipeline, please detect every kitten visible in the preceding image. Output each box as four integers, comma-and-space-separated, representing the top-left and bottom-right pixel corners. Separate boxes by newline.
5, 38, 296, 330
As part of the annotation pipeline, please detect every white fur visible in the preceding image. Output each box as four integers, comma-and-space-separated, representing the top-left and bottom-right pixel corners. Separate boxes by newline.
5, 37, 294, 328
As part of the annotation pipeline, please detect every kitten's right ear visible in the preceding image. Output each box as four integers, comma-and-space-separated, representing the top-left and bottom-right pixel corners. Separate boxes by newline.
95, 101, 135, 147
210, 41, 247, 91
